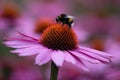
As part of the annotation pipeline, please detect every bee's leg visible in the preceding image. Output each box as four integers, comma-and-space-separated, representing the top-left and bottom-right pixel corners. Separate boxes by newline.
69, 25, 71, 28
62, 23, 65, 27
68, 23, 71, 28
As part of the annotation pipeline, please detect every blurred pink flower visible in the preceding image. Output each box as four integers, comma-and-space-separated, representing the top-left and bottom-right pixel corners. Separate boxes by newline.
34, 17, 54, 34
104, 63, 120, 80
4, 23, 112, 71
10, 66, 42, 80
0, 2, 21, 39
84, 34, 120, 62
58, 62, 83, 80
0, 57, 42, 80
73, 19, 88, 42
14, 16, 54, 38
105, 38, 120, 63
79, 14, 120, 35
0, 2, 20, 20
13, 16, 37, 38
24, 0, 69, 17
0, 0, 71, 39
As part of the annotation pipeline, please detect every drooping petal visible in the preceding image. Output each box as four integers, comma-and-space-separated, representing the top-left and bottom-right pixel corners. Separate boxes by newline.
69, 51, 100, 63
79, 46, 113, 58
76, 59, 89, 71
77, 49, 110, 63
35, 49, 52, 65
68, 51, 89, 71
51, 50, 64, 66
78, 46, 113, 63
64, 51, 76, 64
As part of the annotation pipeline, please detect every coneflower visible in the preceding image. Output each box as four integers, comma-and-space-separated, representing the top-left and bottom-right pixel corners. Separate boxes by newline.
4, 14, 113, 80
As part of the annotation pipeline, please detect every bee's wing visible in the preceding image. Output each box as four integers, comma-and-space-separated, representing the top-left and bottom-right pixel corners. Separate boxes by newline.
66, 15, 76, 19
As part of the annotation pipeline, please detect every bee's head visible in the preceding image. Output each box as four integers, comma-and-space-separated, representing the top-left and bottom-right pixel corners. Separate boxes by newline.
56, 14, 75, 27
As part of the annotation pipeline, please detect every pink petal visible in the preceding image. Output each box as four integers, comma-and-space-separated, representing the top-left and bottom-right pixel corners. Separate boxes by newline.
69, 51, 100, 63
4, 40, 38, 47
11, 46, 46, 56
79, 46, 113, 58
64, 52, 76, 64
78, 46, 112, 63
6, 44, 38, 48
51, 50, 64, 67
76, 59, 89, 71
5, 42, 40, 49
4, 38, 41, 49
17, 32, 38, 41
4, 41, 31, 46
70, 52, 89, 71
35, 49, 52, 65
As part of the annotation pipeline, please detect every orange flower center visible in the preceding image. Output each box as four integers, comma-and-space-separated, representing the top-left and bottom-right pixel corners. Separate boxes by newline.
91, 39, 105, 51
34, 18, 53, 33
40, 23, 78, 50
1, 4, 19, 19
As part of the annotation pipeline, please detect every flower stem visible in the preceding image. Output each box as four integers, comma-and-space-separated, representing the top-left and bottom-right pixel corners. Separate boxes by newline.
50, 61, 59, 80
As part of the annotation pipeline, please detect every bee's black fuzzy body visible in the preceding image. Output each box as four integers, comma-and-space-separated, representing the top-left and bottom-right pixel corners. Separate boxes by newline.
56, 14, 73, 28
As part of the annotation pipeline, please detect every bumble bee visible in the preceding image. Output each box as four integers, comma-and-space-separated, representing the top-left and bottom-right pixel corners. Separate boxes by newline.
56, 14, 74, 28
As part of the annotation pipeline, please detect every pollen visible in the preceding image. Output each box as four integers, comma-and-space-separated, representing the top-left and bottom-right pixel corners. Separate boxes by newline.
34, 18, 53, 33
40, 23, 78, 50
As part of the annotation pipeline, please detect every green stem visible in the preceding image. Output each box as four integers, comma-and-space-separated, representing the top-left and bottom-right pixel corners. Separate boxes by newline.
50, 61, 59, 80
